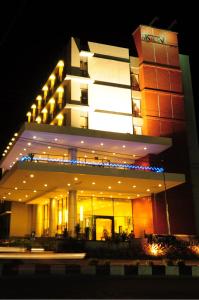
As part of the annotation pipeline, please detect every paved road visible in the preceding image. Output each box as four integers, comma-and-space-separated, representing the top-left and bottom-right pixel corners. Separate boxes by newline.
0, 276, 199, 298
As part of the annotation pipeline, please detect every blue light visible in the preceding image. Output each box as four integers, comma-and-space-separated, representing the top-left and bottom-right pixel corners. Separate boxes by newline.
20, 155, 164, 173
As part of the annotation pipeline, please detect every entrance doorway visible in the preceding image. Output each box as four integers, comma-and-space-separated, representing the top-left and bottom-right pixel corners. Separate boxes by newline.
94, 216, 114, 240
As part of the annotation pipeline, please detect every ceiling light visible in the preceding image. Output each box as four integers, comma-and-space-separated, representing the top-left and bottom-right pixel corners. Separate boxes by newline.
3, 196, 6, 199
43, 152, 46, 154
117, 181, 122, 184
113, 153, 115, 155
108, 186, 111, 189
4, 150, 7, 153
25, 195, 28, 198
33, 136, 37, 139
144, 147, 147, 150
122, 145, 126, 148
146, 188, 150, 192
92, 150, 95, 153
14, 133, 18, 137
80, 190, 84, 193
84, 155, 87, 158
48, 146, 51, 149
18, 199, 22, 202
27, 142, 31, 146
54, 138, 58, 141
30, 174, 34, 178
158, 184, 162, 187
100, 143, 104, 146
81, 141, 84, 144
24, 148, 27, 151
19, 153, 22, 156
44, 184, 48, 187
22, 180, 26, 184
64, 153, 67, 156
74, 178, 78, 181
67, 183, 71, 186
14, 187, 18, 190
137, 194, 140, 197
11, 138, 15, 141
2, 153, 5, 156
92, 182, 95, 185
7, 146, 10, 150
33, 190, 37, 193
9, 142, 12, 146
8, 192, 11, 195
133, 185, 136, 188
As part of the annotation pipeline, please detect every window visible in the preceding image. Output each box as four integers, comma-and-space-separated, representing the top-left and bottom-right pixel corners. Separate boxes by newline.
131, 74, 140, 91
133, 126, 142, 135
81, 89, 88, 105
133, 99, 141, 117
80, 111, 88, 128
80, 57, 88, 76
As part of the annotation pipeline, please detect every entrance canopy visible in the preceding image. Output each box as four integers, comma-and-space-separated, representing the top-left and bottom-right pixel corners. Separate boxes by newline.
0, 160, 185, 204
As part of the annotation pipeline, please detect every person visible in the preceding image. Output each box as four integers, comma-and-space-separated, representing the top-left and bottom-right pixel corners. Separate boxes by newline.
28, 153, 34, 161
129, 230, 135, 240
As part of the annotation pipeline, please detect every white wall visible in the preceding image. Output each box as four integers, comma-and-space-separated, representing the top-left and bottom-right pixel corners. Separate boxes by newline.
10, 202, 32, 237
88, 57, 130, 85
88, 42, 129, 59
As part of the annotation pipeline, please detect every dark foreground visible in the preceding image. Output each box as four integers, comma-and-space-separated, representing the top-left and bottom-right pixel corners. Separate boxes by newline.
0, 276, 199, 299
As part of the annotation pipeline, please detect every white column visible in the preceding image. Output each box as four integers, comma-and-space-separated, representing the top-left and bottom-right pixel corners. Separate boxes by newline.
49, 198, 58, 237
35, 204, 44, 237
68, 190, 77, 237
68, 148, 77, 161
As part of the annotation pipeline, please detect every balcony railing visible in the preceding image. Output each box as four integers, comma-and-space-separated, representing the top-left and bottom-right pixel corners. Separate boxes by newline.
20, 153, 164, 173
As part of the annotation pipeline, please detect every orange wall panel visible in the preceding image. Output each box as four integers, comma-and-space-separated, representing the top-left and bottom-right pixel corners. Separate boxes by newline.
144, 90, 159, 116
142, 41, 155, 62
170, 70, 182, 93
159, 93, 172, 118
141, 65, 157, 89
157, 68, 170, 91
132, 196, 154, 238
167, 46, 180, 67
155, 44, 168, 65
160, 120, 174, 137
145, 118, 161, 136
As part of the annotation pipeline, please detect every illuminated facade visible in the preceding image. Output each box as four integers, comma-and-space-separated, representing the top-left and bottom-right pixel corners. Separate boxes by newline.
0, 25, 198, 240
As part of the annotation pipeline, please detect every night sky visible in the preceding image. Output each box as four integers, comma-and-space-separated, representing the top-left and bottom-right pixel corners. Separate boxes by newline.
0, 1, 198, 155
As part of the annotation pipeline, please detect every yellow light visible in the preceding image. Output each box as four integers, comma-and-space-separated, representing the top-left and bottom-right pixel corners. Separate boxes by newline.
25, 195, 28, 198
36, 95, 42, 110
74, 177, 78, 181
14, 133, 18, 137
31, 104, 36, 109
49, 98, 55, 114
44, 184, 48, 187
49, 74, 56, 89
33, 190, 37, 193
2, 153, 5, 156
92, 182, 95, 185
122, 145, 126, 148
26, 111, 31, 123
144, 147, 147, 150
57, 86, 64, 105
3, 196, 6, 199
36, 95, 42, 101
4, 150, 7, 153
58, 210, 62, 225
117, 181, 122, 184
158, 184, 162, 187
56, 114, 64, 126
36, 116, 42, 124
6, 146, 10, 150
80, 206, 84, 221
9, 142, 12, 146
100, 143, 104, 146
146, 188, 150, 192
81, 141, 84, 144
27, 142, 31, 146
8, 192, 11, 195
67, 183, 71, 187
48, 146, 51, 149
108, 186, 111, 189
80, 50, 94, 57
57, 60, 64, 79
22, 180, 26, 184
41, 108, 48, 122
42, 85, 48, 99
11, 138, 15, 141
18, 199, 22, 202
30, 174, 34, 178
14, 187, 18, 190
133, 185, 136, 188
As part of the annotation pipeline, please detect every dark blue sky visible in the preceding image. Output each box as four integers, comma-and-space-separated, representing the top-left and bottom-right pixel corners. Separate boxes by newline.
0, 1, 198, 154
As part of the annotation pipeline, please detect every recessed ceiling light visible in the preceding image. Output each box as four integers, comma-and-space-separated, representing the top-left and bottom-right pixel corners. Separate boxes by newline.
18, 199, 22, 202
144, 147, 147, 150
33, 190, 37, 193
25, 195, 28, 198
81, 141, 84, 144
9, 142, 12, 146
113, 153, 115, 155
14, 133, 18, 137
80, 190, 84, 193
104, 157, 107, 159
137, 194, 140, 197
92, 150, 95, 153
8, 192, 11, 195
24, 148, 27, 151
92, 182, 95, 185
16, 157, 18, 160
19, 153, 22, 156
133, 155, 136, 157
84, 155, 87, 158
11, 138, 15, 141
128, 196, 130, 199
44, 184, 48, 187
30, 174, 34, 178
133, 185, 136, 188
117, 181, 122, 184
22, 180, 26, 184
7, 146, 10, 149
146, 188, 150, 192
108, 186, 111, 189
48, 146, 51, 149
43, 151, 46, 154
64, 153, 67, 156
4, 150, 7, 153
100, 143, 104, 146
74, 178, 78, 181
122, 145, 126, 148
67, 183, 71, 186
158, 184, 162, 187
123, 161, 126, 164
14, 187, 18, 190
54, 138, 58, 141
3, 196, 6, 199
2, 153, 5, 156
110, 195, 113, 198
27, 142, 31, 146
33, 136, 37, 139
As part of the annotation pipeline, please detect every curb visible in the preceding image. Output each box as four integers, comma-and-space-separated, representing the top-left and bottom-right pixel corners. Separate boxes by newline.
0, 264, 199, 277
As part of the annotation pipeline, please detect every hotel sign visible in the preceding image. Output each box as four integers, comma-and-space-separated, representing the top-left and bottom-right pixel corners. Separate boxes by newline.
141, 34, 165, 44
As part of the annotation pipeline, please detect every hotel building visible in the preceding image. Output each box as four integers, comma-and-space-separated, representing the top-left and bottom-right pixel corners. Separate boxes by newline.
0, 25, 198, 240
